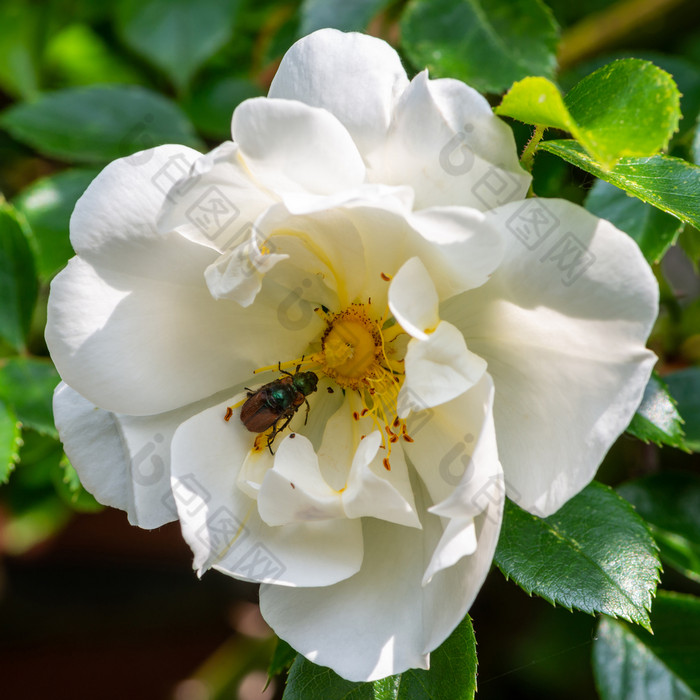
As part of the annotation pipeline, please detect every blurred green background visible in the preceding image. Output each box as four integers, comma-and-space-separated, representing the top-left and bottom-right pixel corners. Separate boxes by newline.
1, 0, 699, 698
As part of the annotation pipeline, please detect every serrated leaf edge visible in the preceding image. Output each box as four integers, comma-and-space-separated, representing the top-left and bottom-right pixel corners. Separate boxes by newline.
497, 485, 661, 630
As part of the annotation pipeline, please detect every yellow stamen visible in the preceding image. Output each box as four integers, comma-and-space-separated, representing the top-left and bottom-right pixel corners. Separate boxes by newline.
249, 300, 410, 466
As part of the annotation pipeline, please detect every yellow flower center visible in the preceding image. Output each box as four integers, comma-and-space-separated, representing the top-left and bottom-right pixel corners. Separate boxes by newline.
321, 305, 383, 388
251, 286, 413, 468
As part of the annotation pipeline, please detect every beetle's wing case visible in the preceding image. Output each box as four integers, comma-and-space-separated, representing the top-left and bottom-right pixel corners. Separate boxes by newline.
240, 389, 279, 433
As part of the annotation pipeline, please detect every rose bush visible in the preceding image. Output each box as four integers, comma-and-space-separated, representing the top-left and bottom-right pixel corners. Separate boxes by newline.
45, 29, 658, 681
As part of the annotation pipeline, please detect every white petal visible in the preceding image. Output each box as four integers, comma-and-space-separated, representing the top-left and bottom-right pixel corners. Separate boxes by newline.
313, 398, 421, 528
70, 145, 202, 270
237, 443, 273, 499
342, 201, 498, 304
402, 374, 504, 625
316, 397, 358, 491
422, 379, 503, 583
204, 229, 288, 306
46, 249, 319, 416
408, 206, 505, 295
157, 141, 278, 253
53, 383, 137, 519
404, 375, 497, 507
419, 478, 503, 656
443, 198, 659, 516
397, 322, 487, 418
257, 199, 497, 315
232, 97, 365, 195
53, 382, 228, 529
170, 399, 363, 587
257, 435, 345, 526
423, 518, 477, 585
269, 29, 409, 156
260, 465, 502, 681
368, 71, 530, 210
252, 202, 367, 309
388, 257, 439, 340
281, 182, 414, 219
260, 517, 431, 681
342, 432, 421, 529
44, 260, 243, 415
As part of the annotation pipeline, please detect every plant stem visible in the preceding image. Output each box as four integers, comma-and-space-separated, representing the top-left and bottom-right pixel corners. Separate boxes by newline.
520, 125, 545, 174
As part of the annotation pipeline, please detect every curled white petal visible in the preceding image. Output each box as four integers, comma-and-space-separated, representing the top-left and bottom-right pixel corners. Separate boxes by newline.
342, 432, 421, 529
204, 229, 288, 306
258, 435, 344, 526
388, 256, 440, 340
407, 206, 505, 295
398, 321, 487, 418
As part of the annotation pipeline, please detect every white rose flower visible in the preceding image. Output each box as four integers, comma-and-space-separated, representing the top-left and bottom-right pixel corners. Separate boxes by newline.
45, 29, 658, 681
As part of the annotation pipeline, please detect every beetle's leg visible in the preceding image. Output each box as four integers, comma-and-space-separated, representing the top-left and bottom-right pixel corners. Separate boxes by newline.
266, 412, 295, 453
266, 421, 281, 454
303, 397, 311, 425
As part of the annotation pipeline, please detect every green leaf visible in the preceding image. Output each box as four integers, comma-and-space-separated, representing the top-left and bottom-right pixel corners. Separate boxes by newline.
2, 431, 72, 553
494, 482, 660, 629
495, 76, 571, 129
388, 614, 477, 699
0, 203, 38, 352
497, 60, 680, 169
560, 53, 700, 148
400, 0, 559, 95
12, 429, 63, 489
0, 85, 203, 164
585, 179, 683, 264
665, 368, 700, 452
618, 473, 700, 583
13, 168, 99, 280
680, 226, 700, 270
0, 0, 43, 99
625, 372, 688, 449
45, 23, 146, 88
283, 662, 375, 700
52, 454, 103, 513
0, 357, 60, 438
182, 75, 262, 139
282, 615, 476, 700
556, 60, 679, 165
593, 591, 700, 699
300, 0, 391, 34
269, 638, 297, 679
116, 0, 241, 92
0, 399, 22, 485
540, 140, 700, 229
